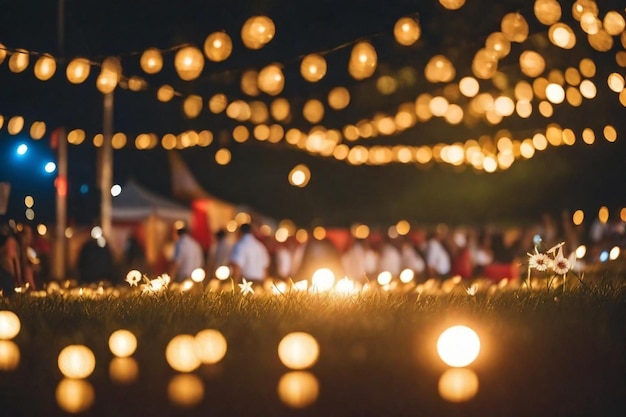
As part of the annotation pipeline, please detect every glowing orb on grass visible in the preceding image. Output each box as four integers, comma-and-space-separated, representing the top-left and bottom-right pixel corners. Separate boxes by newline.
399, 268, 415, 283
215, 265, 230, 280
377, 271, 393, 286
109, 357, 139, 384
58, 345, 96, 379
191, 268, 206, 283
438, 368, 479, 402
166, 335, 201, 372
168, 374, 205, 407
0, 340, 20, 370
278, 332, 319, 370
437, 326, 480, 367
194, 329, 227, 364
56, 378, 95, 413
108, 329, 137, 358
311, 268, 335, 292
0, 311, 21, 340
277, 371, 319, 408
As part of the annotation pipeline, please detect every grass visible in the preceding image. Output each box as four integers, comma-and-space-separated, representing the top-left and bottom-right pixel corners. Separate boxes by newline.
0, 277, 625, 417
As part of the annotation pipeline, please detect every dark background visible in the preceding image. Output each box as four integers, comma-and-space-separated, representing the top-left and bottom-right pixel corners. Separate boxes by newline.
1, 0, 625, 227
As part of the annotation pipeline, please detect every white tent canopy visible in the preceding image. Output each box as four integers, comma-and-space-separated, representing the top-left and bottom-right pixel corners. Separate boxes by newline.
112, 179, 191, 222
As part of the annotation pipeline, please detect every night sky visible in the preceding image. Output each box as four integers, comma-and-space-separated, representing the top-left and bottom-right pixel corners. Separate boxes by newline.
1, 0, 625, 227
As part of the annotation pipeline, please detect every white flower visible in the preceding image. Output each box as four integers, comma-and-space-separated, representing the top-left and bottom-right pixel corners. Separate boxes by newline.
238, 278, 254, 296
546, 242, 565, 256
528, 248, 550, 272
552, 247, 571, 276
465, 284, 478, 296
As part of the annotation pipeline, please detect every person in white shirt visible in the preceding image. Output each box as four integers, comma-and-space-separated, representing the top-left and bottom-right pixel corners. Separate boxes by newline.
378, 237, 402, 277
422, 230, 451, 278
229, 223, 270, 282
170, 225, 204, 282
341, 238, 367, 282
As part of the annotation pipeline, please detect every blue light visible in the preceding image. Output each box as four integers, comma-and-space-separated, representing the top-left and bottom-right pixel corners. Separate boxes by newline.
599, 250, 609, 262
532, 234, 542, 246
16, 144, 28, 155
80, 184, 89, 194
44, 162, 57, 173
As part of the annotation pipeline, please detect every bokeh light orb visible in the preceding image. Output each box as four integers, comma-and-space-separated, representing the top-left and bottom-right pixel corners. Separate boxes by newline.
300, 54, 327, 82
278, 332, 320, 370
190, 268, 206, 283
109, 357, 139, 384
58, 345, 96, 379
241, 16, 275, 50
0, 340, 20, 371
394, 17, 421, 46
168, 374, 204, 407
108, 329, 137, 358
377, 271, 393, 286
0, 311, 21, 340
439, 0, 465, 10
258, 64, 284, 96
174, 46, 204, 81
277, 371, 320, 408
204, 31, 232, 62
437, 325, 480, 367
8, 49, 29, 73
311, 268, 335, 292
438, 368, 479, 402
215, 265, 231, 280
140, 48, 163, 74
34, 54, 56, 81
166, 334, 201, 372
56, 379, 95, 413
194, 329, 228, 364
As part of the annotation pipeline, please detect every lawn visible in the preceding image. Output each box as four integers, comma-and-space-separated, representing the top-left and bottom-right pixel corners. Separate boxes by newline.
0, 276, 625, 417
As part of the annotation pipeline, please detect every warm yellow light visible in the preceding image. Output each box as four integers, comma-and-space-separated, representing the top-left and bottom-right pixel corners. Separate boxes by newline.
459, 77, 479, 97
8, 49, 29, 73
278, 332, 320, 370
56, 379, 95, 413
439, 0, 465, 10
582, 128, 595, 144
572, 210, 584, 227
34, 54, 56, 81
425, 55, 455, 83
579, 79, 596, 99
494, 96, 515, 116
194, 329, 227, 364
534, 0, 562, 25
185, 268, 204, 283
109, 357, 139, 384
608, 73, 625, 93
520, 50, 545, 77
604, 11, 626, 35
311, 268, 335, 292
215, 265, 230, 280
215, 148, 231, 165
167, 374, 204, 407
165, 334, 201, 373
271, 98, 291, 121
174, 46, 204, 81
183, 95, 203, 118
328, 87, 351, 110
277, 371, 319, 408
140, 48, 163, 74
300, 54, 327, 82
303, 99, 324, 123
7, 116, 24, 135
609, 246, 620, 261
501, 12, 529, 43
545, 83, 565, 104
241, 16, 275, 50
108, 330, 137, 358
58, 345, 96, 379
485, 32, 511, 59
394, 17, 421, 46
258, 64, 285, 96
313, 226, 326, 240
349, 41, 377, 80
204, 32, 232, 62
575, 245, 587, 259
377, 271, 393, 286
209, 93, 227, 114
437, 326, 480, 367
289, 164, 311, 187
598, 206, 609, 224
0, 311, 20, 340
0, 340, 20, 371
399, 268, 415, 283
604, 125, 617, 142
472, 49, 498, 80
438, 368, 479, 402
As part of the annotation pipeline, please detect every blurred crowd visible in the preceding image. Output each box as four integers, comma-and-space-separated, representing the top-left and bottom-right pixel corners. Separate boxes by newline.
2, 210, 626, 293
